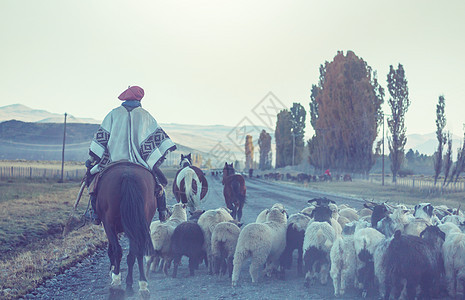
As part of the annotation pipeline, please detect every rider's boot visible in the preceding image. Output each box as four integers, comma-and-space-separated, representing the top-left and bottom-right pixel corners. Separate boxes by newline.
90, 193, 101, 225
155, 184, 168, 222
152, 167, 168, 222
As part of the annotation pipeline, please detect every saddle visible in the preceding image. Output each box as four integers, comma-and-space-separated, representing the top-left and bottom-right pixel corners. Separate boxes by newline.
88, 161, 154, 195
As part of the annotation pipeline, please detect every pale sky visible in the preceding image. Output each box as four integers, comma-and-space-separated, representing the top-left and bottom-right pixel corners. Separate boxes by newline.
1, 0, 465, 139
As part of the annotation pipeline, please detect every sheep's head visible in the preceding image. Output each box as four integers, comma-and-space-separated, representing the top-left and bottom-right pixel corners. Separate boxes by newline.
307, 197, 336, 207
414, 203, 434, 219
310, 206, 332, 224
266, 207, 287, 224
371, 203, 390, 228
420, 225, 446, 248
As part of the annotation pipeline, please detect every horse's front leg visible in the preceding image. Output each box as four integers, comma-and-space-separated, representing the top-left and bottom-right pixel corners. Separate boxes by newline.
237, 204, 243, 222
230, 205, 237, 220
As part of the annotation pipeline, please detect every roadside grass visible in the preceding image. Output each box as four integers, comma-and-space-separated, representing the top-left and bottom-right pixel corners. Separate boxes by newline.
0, 178, 108, 299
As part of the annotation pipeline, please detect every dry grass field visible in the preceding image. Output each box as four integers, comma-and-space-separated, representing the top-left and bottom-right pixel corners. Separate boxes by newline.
289, 179, 465, 209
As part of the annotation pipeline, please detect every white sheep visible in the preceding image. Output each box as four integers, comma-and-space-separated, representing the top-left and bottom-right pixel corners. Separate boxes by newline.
404, 218, 432, 237
353, 227, 385, 297
300, 205, 315, 217
231, 207, 287, 286
438, 222, 462, 237
330, 234, 356, 296
255, 208, 269, 223
255, 203, 285, 223
373, 236, 393, 298
337, 204, 350, 210
211, 221, 241, 277
146, 203, 187, 276
441, 214, 465, 227
358, 208, 373, 218
339, 207, 359, 222
338, 215, 351, 229
198, 207, 234, 274
443, 231, 465, 297
303, 221, 336, 286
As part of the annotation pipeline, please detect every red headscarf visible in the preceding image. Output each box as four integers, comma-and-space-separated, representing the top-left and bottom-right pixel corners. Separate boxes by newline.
118, 86, 145, 101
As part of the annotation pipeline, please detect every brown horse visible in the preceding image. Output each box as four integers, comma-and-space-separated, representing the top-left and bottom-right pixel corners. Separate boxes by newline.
96, 162, 156, 296
173, 153, 208, 212
222, 163, 246, 221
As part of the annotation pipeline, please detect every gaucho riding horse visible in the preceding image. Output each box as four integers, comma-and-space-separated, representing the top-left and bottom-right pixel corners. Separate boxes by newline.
85, 85, 177, 224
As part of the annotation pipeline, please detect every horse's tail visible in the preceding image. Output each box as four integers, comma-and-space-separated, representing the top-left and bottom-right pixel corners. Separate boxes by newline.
183, 169, 201, 211
120, 174, 154, 256
231, 177, 246, 204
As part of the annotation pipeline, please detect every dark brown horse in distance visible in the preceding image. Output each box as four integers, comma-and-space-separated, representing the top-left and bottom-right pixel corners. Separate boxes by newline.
173, 153, 208, 212
222, 162, 246, 221
96, 162, 157, 297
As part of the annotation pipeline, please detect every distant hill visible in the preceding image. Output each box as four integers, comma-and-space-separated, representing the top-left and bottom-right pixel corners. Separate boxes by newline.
0, 104, 100, 124
0, 120, 206, 163
405, 132, 462, 156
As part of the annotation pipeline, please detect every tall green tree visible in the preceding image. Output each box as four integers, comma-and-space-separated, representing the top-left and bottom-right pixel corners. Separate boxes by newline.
433, 95, 447, 185
308, 50, 384, 173
290, 103, 306, 165
386, 63, 410, 183
443, 132, 453, 186
450, 131, 465, 183
258, 130, 272, 170
275, 109, 293, 168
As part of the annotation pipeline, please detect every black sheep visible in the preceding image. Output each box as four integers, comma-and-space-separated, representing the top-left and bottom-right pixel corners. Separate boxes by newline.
170, 221, 206, 277
371, 203, 389, 228
280, 219, 306, 276
384, 229, 444, 299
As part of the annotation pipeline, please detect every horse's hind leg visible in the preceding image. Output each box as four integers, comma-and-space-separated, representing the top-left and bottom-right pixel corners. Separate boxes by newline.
126, 252, 135, 290
137, 254, 150, 297
105, 228, 122, 287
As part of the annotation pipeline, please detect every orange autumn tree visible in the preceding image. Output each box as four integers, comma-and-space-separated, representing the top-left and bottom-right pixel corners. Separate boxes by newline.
308, 51, 384, 174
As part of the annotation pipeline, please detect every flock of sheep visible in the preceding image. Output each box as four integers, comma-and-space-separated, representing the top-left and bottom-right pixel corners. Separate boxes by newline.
144, 198, 465, 299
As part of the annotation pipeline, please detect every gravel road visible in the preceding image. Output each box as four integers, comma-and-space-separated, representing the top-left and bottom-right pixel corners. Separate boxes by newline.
26, 176, 367, 300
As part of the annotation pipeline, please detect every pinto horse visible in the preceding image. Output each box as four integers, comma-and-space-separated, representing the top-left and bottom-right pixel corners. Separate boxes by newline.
96, 162, 156, 296
222, 163, 246, 221
173, 153, 208, 212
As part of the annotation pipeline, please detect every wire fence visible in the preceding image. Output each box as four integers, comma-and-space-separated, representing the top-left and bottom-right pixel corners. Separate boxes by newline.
0, 166, 86, 180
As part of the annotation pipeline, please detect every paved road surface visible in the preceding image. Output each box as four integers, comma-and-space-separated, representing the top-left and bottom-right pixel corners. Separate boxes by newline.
27, 175, 367, 300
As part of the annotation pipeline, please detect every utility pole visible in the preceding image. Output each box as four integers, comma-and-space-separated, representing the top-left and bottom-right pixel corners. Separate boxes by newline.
60, 112, 67, 183
292, 132, 295, 166
382, 113, 385, 186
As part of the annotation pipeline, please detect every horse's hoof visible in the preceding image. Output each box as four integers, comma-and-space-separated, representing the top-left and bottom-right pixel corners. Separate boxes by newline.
139, 281, 150, 298
231, 281, 237, 287
110, 272, 122, 287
